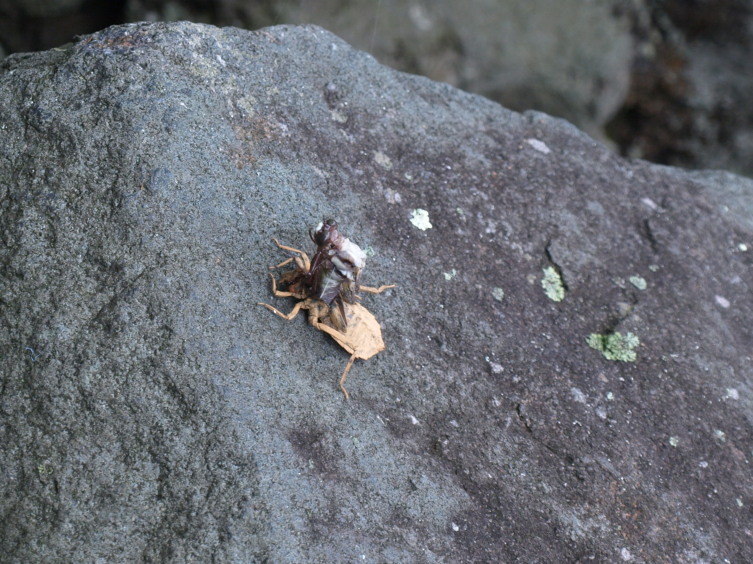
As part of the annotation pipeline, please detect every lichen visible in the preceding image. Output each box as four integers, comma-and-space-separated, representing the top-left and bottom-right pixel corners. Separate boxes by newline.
587, 331, 640, 362
541, 266, 565, 302
629, 275, 647, 290
410, 208, 432, 230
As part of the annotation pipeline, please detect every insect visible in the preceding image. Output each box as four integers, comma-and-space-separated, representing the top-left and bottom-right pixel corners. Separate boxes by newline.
257, 221, 395, 399
269, 219, 389, 330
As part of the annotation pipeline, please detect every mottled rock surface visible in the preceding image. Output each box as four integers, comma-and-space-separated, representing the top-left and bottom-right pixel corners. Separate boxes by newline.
1, 22, 751, 562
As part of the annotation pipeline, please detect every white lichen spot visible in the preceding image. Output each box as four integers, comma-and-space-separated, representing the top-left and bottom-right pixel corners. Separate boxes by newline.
606, 392, 614, 401
620, 547, 633, 561
725, 388, 739, 400
541, 266, 565, 302
443, 269, 457, 281
736, 498, 743, 507
669, 436, 679, 447
699, 460, 708, 468
451, 522, 460, 532
409, 414, 420, 425
330, 110, 347, 123
648, 264, 659, 272
373, 150, 392, 170
488, 361, 504, 374
526, 138, 551, 154
384, 189, 402, 204
492, 287, 505, 302
641, 197, 659, 210
410, 208, 432, 230
570, 387, 587, 404
237, 94, 257, 117
738, 243, 748, 252
629, 275, 647, 290
715, 295, 731, 308
714, 429, 726, 442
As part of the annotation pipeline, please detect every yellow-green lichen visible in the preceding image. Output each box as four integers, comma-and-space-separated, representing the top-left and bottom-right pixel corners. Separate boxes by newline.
541, 266, 565, 302
587, 331, 640, 362
37, 463, 53, 476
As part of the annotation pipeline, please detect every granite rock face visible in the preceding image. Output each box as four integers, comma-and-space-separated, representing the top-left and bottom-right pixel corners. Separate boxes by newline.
1, 22, 751, 562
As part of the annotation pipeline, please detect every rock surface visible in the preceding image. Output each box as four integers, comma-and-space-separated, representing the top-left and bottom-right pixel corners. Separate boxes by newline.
1, 22, 752, 562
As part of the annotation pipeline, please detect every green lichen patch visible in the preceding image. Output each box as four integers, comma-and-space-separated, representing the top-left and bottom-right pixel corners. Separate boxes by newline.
587, 331, 640, 362
541, 266, 565, 302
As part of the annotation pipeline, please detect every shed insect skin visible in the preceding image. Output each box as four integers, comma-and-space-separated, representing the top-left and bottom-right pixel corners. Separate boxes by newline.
257, 222, 395, 399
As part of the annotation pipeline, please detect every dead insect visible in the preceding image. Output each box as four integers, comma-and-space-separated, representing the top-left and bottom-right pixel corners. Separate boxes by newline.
307, 218, 366, 307
257, 223, 395, 399
268, 219, 387, 331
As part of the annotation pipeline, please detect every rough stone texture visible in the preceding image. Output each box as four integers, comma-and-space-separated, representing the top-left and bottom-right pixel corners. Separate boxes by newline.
1, 22, 752, 562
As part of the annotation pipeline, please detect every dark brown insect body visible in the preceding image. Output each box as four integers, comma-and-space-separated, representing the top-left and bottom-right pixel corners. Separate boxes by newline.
273, 219, 369, 331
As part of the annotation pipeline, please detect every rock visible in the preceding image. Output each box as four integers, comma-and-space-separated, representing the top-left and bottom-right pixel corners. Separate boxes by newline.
607, 0, 753, 177
241, 0, 633, 141
1, 21, 751, 562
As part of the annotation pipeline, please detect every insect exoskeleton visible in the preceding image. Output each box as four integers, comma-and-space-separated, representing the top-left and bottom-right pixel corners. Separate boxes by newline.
257, 221, 395, 398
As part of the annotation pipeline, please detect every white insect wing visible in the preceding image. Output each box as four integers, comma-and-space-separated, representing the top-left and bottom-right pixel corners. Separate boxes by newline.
338, 238, 367, 269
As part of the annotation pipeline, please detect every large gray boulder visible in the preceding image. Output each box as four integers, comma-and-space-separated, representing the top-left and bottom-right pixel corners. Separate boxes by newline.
1, 22, 751, 562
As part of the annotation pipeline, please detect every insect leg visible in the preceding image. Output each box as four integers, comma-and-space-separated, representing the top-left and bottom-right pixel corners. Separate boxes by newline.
339, 353, 357, 400
272, 238, 311, 271
359, 284, 396, 294
309, 321, 355, 354
266, 273, 301, 298
256, 300, 305, 320
269, 257, 294, 269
